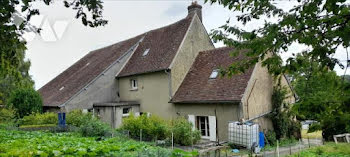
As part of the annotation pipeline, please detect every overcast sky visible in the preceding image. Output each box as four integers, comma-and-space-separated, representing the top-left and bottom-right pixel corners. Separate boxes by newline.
24, 0, 349, 89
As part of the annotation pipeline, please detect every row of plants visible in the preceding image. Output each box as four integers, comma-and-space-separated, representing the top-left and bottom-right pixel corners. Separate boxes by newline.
288, 142, 350, 157
0, 129, 181, 157
120, 114, 201, 146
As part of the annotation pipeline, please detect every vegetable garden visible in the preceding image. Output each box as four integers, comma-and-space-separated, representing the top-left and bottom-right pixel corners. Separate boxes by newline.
0, 129, 197, 157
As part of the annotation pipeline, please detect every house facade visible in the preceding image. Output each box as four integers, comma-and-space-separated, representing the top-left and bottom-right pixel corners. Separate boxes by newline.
39, 2, 295, 142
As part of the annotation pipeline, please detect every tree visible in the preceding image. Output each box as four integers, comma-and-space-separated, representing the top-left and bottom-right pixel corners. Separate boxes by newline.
0, 0, 107, 105
206, 0, 349, 76
8, 88, 43, 118
291, 53, 350, 140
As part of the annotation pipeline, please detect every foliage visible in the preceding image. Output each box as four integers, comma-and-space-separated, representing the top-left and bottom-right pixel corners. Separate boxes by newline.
291, 53, 350, 140
269, 83, 300, 140
0, 129, 174, 157
78, 117, 112, 137
170, 117, 201, 146
66, 110, 94, 127
19, 124, 56, 128
21, 112, 57, 125
206, 0, 350, 76
7, 87, 42, 118
0, 107, 16, 124
121, 114, 169, 141
265, 130, 277, 146
288, 142, 350, 157
121, 114, 201, 146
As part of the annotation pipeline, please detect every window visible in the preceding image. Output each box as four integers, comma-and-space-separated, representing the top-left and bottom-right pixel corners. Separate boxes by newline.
209, 69, 219, 79
130, 79, 138, 90
122, 107, 131, 117
196, 116, 210, 138
142, 48, 150, 56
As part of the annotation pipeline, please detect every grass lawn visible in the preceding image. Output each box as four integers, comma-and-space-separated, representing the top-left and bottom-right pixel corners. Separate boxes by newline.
289, 142, 350, 157
301, 129, 323, 139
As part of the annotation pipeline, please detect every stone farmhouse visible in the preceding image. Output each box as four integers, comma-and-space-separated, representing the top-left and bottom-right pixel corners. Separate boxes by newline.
39, 2, 295, 142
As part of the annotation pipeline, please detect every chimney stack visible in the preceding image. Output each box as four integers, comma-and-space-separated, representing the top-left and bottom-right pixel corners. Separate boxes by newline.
188, 1, 202, 21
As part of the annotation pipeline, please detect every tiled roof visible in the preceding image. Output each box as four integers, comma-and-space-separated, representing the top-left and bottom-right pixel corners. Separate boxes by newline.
39, 14, 195, 107
117, 15, 193, 77
171, 47, 254, 103
39, 35, 143, 107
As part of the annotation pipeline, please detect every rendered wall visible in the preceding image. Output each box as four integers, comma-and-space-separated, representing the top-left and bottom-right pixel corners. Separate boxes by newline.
170, 14, 214, 96
63, 49, 134, 111
118, 72, 175, 119
175, 103, 240, 141
241, 62, 296, 131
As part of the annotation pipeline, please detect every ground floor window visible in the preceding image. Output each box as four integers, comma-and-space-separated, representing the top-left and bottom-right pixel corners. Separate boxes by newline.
196, 116, 210, 138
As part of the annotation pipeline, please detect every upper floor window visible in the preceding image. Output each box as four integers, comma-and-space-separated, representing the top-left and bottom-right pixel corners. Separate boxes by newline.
130, 79, 138, 90
209, 69, 219, 79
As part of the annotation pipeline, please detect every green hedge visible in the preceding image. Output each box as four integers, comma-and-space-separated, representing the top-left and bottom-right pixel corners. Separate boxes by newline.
21, 112, 57, 125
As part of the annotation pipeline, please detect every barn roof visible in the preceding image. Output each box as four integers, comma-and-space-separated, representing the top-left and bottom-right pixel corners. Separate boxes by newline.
170, 47, 254, 104
39, 14, 195, 107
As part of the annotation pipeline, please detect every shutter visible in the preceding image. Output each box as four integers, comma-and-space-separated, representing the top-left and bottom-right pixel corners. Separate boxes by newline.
188, 115, 196, 131
209, 116, 217, 141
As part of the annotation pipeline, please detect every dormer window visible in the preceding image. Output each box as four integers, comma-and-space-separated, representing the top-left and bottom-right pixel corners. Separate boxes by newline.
209, 69, 219, 79
142, 48, 150, 56
130, 79, 138, 90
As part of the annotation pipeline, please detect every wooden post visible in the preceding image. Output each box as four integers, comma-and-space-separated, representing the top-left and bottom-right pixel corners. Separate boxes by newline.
298, 139, 301, 157
277, 140, 280, 157
172, 132, 174, 150
308, 136, 310, 148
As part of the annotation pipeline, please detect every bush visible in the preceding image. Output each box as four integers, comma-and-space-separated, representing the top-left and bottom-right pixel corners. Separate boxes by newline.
8, 88, 42, 118
79, 117, 112, 137
0, 107, 16, 124
66, 110, 93, 127
170, 118, 201, 146
265, 130, 277, 146
121, 114, 169, 141
21, 112, 57, 125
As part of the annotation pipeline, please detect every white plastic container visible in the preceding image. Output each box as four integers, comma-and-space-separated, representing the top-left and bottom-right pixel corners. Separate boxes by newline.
228, 122, 259, 148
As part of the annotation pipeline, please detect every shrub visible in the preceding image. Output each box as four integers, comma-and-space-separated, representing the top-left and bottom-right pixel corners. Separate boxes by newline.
121, 114, 169, 141
170, 118, 201, 146
8, 88, 42, 118
66, 110, 93, 127
21, 112, 57, 125
265, 130, 277, 146
0, 107, 16, 124
79, 117, 112, 137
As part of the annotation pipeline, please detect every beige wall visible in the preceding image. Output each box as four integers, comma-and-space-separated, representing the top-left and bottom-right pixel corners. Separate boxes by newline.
175, 103, 240, 141
170, 14, 214, 95
94, 105, 139, 128
118, 72, 176, 119
241, 62, 296, 131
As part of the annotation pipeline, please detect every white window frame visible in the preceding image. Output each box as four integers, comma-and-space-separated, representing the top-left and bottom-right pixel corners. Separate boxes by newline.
130, 79, 138, 90
122, 107, 131, 117
197, 116, 210, 139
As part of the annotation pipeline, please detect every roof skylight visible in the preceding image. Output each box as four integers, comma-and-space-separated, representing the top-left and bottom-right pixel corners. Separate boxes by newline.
209, 69, 219, 79
142, 48, 150, 56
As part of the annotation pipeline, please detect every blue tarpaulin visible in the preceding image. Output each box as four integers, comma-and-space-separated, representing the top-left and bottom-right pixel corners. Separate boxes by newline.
259, 132, 265, 148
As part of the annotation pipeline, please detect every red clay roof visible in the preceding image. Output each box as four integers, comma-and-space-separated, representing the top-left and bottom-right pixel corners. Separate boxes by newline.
117, 15, 193, 77
171, 47, 254, 103
39, 35, 143, 107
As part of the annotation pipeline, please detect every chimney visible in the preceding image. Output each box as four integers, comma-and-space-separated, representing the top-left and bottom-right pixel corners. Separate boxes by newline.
188, 1, 202, 21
